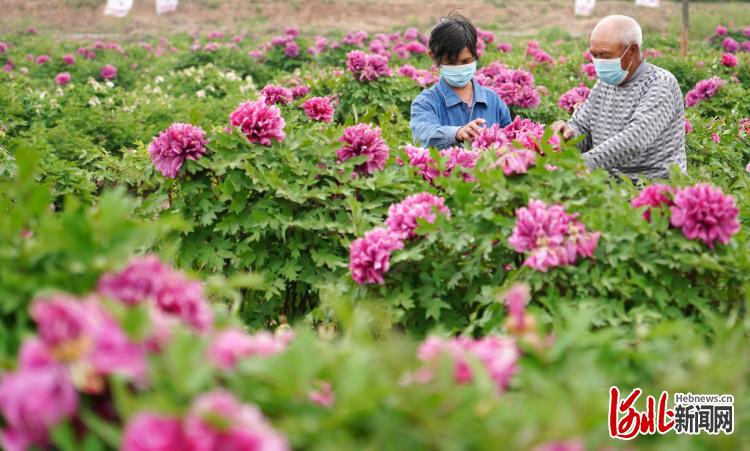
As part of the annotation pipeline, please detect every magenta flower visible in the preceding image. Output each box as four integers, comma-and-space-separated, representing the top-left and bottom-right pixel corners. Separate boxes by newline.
230, 99, 286, 146
148, 123, 207, 178
349, 227, 404, 285
337, 123, 389, 175
684, 118, 693, 134
342, 30, 369, 46
685, 76, 725, 108
497, 42, 512, 53
721, 52, 738, 67
89, 320, 147, 381
309, 381, 335, 408
154, 273, 213, 333
494, 149, 537, 176
290, 85, 310, 99
723, 37, 741, 53
122, 413, 186, 451
261, 84, 292, 106
476, 62, 540, 108
35, 54, 49, 65
472, 123, 511, 151
385, 192, 451, 239
397, 64, 439, 87
670, 184, 740, 248
302, 96, 335, 122
740, 118, 750, 136
416, 335, 520, 393
30, 295, 91, 348
62, 53, 75, 65
631, 184, 676, 221
0, 42, 7, 54
580, 62, 597, 80
504, 282, 531, 332
183, 390, 289, 451
208, 329, 293, 370
557, 83, 591, 113
711, 133, 721, 143
346, 50, 392, 81
100, 64, 117, 79
509, 199, 599, 272
401, 145, 441, 182
284, 41, 300, 58
0, 364, 78, 451
98, 255, 171, 305
54, 72, 71, 86
716, 25, 728, 36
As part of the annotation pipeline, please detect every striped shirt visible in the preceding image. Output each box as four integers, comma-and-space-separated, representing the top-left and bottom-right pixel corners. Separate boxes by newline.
568, 61, 687, 180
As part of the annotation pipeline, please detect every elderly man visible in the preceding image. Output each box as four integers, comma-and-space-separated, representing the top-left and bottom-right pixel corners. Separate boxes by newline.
552, 15, 686, 180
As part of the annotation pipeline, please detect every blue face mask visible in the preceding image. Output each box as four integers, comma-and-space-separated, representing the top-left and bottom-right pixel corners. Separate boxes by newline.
592, 45, 633, 86
440, 61, 477, 88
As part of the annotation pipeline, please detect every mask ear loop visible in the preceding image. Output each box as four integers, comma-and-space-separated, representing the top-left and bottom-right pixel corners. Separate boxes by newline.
621, 44, 635, 73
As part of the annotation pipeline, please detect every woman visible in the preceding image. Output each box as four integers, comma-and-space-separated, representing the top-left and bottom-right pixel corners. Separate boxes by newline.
410, 14, 511, 149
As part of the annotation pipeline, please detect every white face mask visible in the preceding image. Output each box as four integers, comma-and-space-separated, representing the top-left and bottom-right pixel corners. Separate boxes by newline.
592, 45, 633, 86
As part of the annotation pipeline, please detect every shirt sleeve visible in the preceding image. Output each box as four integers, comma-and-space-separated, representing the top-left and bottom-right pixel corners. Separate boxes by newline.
410, 94, 460, 149
580, 78, 678, 171
567, 87, 594, 153
498, 100, 512, 127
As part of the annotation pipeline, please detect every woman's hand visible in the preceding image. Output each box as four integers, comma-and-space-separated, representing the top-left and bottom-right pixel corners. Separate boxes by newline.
456, 118, 486, 143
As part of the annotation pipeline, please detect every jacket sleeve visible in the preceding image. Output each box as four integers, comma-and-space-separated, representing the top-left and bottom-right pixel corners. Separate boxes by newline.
567, 86, 595, 153
410, 94, 460, 149
498, 100, 512, 127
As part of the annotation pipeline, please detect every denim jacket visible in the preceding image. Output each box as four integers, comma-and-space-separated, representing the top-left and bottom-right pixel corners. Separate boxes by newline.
410, 77, 512, 149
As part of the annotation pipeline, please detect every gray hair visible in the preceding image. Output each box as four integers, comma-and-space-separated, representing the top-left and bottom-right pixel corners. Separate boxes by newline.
592, 15, 643, 49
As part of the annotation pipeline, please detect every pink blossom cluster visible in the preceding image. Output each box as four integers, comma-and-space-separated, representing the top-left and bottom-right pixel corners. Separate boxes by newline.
343, 30, 369, 46
93, 40, 126, 54
148, 123, 208, 178
476, 62, 540, 108
739, 118, 750, 136
122, 390, 288, 451
685, 76, 726, 108
396, 64, 439, 87
230, 99, 286, 146
337, 123, 389, 175
525, 40, 555, 65
632, 183, 740, 248
62, 53, 75, 65
416, 335, 520, 393
684, 118, 693, 134
643, 48, 663, 59
77, 46, 96, 60
509, 199, 600, 272
721, 52, 738, 67
349, 227, 404, 285
0, 264, 213, 451
670, 184, 740, 248
98, 254, 214, 331
208, 328, 294, 370
580, 62, 597, 80
400, 145, 480, 183
557, 84, 591, 113
474, 116, 560, 155
100, 64, 117, 80
346, 50, 392, 81
35, 54, 49, 64
723, 37, 741, 53
302, 96, 335, 122
251, 28, 302, 59
497, 42, 513, 53
55, 72, 71, 86
716, 25, 728, 36
0, 42, 8, 53
260, 84, 293, 105
385, 192, 451, 239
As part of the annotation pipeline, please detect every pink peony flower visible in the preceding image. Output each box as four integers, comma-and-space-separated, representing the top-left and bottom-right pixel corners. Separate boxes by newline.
55, 72, 71, 86
631, 184, 676, 221
89, 319, 147, 380
476, 62, 540, 108
684, 118, 693, 134
62, 53, 75, 65
509, 199, 598, 272
416, 335, 520, 393
260, 84, 292, 106
504, 282, 531, 332
740, 118, 750, 136
397, 64, 439, 87
122, 413, 186, 451
337, 123, 389, 175
670, 184, 740, 248
148, 123, 207, 178
290, 85, 310, 99
208, 329, 293, 370
100, 64, 117, 79
0, 42, 7, 53
400, 145, 441, 182
30, 295, 91, 348
721, 52, 738, 67
685, 76, 725, 108
284, 41, 300, 58
230, 99, 286, 146
497, 42, 512, 53
346, 50, 392, 81
154, 273, 213, 333
349, 227, 404, 285
494, 148, 537, 176
743, 41, 750, 52
309, 381, 335, 408
98, 255, 172, 305
580, 62, 597, 80
557, 84, 591, 113
711, 133, 721, 143
385, 192, 451, 239
723, 37, 740, 53
716, 25, 728, 36
35, 54, 49, 64
183, 390, 289, 451
0, 364, 78, 450
302, 96, 334, 122
342, 30, 369, 46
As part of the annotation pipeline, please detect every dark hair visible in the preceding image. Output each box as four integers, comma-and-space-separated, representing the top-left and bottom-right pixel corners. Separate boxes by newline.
429, 13, 478, 65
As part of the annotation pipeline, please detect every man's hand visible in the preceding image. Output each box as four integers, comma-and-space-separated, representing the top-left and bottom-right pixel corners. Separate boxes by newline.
456, 118, 486, 143
551, 120, 575, 140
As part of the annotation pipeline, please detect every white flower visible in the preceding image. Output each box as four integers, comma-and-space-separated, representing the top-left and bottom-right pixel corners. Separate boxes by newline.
105, 81, 114, 88
196, 90, 206, 98
155, 76, 164, 84
88, 96, 101, 107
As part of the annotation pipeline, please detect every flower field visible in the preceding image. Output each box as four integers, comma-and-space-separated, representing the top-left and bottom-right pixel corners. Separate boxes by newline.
1, 19, 750, 451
